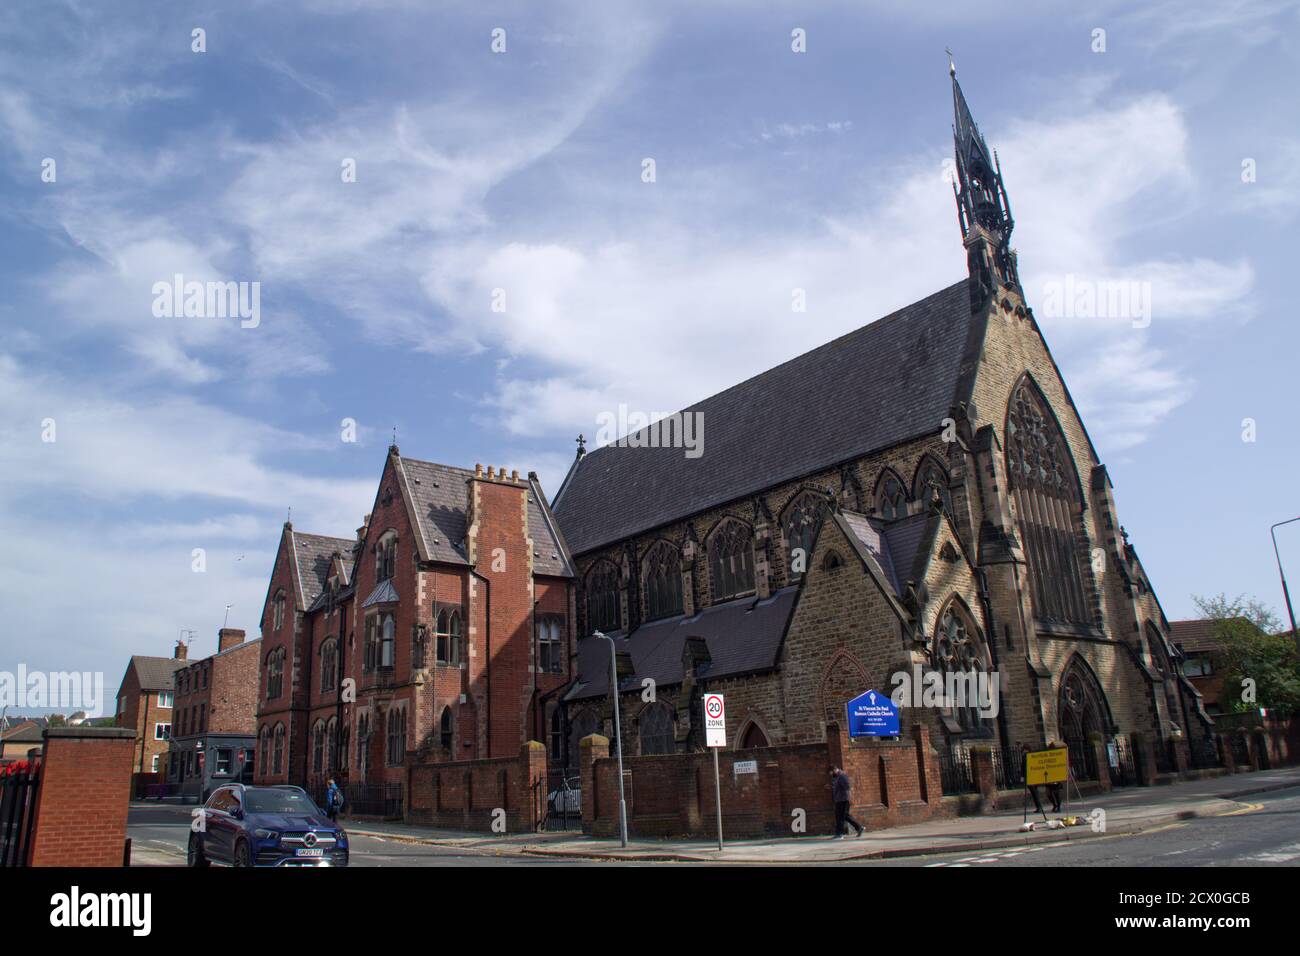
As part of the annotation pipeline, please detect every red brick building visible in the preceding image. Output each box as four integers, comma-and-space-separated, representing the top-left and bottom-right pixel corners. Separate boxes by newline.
254, 447, 574, 807
166, 627, 261, 799
114, 648, 187, 776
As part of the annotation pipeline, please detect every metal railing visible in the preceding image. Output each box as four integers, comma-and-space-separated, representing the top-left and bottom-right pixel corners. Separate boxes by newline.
1065, 739, 1097, 781
0, 762, 41, 867
343, 782, 403, 819
938, 746, 975, 795
1189, 735, 1220, 770
991, 746, 1025, 790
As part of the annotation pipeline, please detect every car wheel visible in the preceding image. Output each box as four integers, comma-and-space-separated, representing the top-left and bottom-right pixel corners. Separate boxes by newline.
187, 833, 209, 868
233, 839, 252, 868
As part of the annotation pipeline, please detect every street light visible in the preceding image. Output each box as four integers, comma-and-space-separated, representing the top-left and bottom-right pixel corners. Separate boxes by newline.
1270, 517, 1300, 654
592, 630, 629, 848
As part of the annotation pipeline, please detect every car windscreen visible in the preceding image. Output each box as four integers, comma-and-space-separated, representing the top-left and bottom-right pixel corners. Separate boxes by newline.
243, 790, 321, 816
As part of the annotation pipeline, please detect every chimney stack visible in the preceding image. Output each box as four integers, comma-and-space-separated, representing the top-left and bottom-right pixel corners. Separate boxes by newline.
218, 628, 246, 653
173, 640, 188, 661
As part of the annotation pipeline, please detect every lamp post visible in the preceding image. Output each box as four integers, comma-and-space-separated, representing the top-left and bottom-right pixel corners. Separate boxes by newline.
592, 630, 628, 848
1271, 517, 1300, 654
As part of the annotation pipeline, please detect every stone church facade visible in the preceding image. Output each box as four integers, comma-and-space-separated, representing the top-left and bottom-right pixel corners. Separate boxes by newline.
252, 69, 1212, 808
549, 69, 1213, 785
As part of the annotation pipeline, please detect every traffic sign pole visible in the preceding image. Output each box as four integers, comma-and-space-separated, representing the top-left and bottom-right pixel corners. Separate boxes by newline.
703, 693, 726, 851
713, 745, 723, 851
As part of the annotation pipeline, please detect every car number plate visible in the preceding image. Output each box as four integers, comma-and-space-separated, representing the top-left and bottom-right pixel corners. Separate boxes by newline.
296, 848, 324, 857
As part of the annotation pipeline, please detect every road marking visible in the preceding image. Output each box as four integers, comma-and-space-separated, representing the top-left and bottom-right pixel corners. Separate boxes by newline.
1219, 801, 1264, 817
1241, 842, 1300, 864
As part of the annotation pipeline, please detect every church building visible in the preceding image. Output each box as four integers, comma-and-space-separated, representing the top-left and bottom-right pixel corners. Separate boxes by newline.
550, 67, 1213, 786
253, 67, 1212, 810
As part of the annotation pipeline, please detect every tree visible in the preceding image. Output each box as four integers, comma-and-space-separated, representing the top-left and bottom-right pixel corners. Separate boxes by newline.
1193, 593, 1300, 715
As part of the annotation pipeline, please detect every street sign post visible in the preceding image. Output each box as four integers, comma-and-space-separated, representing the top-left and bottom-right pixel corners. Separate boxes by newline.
704, 693, 725, 851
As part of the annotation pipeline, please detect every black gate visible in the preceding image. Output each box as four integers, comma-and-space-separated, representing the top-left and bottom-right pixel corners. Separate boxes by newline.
0, 762, 41, 867
538, 769, 582, 831
1108, 735, 1138, 787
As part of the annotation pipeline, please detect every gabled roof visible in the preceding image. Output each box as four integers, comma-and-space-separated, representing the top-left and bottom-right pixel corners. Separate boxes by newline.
128, 656, 187, 692
564, 587, 799, 702
290, 531, 356, 611
398, 455, 573, 577
1169, 618, 1260, 653
552, 280, 975, 555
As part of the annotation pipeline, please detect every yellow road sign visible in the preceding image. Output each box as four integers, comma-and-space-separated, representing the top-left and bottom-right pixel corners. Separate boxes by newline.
1025, 748, 1068, 785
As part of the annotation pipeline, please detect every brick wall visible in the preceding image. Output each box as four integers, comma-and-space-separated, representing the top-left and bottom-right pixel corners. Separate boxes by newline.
27, 727, 135, 867
405, 740, 546, 833
582, 723, 943, 839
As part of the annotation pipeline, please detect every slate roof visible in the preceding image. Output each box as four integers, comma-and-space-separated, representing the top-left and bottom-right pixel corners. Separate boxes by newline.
400, 457, 573, 577
834, 510, 931, 596
552, 280, 975, 555
129, 655, 187, 691
360, 579, 400, 608
564, 587, 799, 702
290, 532, 357, 611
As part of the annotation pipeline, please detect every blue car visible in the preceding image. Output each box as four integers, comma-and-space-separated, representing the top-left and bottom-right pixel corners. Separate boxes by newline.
188, 783, 349, 867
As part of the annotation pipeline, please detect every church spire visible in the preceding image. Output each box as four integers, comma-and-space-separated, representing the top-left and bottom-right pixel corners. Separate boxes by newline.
949, 62, 1020, 307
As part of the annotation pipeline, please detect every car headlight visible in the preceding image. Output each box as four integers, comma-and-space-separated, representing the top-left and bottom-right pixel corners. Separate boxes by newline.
254, 828, 279, 842
336, 830, 348, 845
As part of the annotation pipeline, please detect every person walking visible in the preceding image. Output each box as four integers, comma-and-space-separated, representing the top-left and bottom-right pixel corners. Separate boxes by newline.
829, 767, 864, 839
325, 777, 343, 822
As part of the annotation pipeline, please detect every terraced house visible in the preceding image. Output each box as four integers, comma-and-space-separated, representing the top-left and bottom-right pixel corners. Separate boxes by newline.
550, 69, 1214, 789
253, 450, 574, 810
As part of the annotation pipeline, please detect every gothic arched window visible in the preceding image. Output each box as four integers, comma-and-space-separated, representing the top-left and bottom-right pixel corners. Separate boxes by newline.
931, 602, 992, 733
375, 531, 398, 582
587, 562, 621, 633
1006, 377, 1091, 625
272, 722, 286, 775
644, 541, 683, 620
708, 520, 755, 602
320, 639, 338, 692
439, 707, 454, 751
875, 471, 908, 520
638, 703, 675, 755
914, 456, 953, 515
783, 491, 825, 581
312, 720, 325, 773
326, 717, 338, 772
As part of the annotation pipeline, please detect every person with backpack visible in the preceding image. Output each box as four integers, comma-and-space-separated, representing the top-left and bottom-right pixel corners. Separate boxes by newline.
325, 778, 344, 821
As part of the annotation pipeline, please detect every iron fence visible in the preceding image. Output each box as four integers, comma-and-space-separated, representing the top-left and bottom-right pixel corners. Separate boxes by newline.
1189, 735, 1220, 770
343, 782, 403, 819
938, 746, 975, 795
1065, 738, 1097, 781
1228, 733, 1250, 767
0, 763, 41, 867
991, 746, 1025, 790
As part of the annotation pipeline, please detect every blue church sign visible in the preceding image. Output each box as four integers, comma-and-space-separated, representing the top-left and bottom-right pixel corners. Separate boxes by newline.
846, 689, 900, 738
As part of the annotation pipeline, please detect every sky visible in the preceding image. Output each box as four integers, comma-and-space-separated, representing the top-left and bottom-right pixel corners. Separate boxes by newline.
1, 0, 1297, 715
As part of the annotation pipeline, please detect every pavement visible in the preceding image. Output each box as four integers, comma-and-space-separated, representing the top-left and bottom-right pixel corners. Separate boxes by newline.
328, 766, 1300, 864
